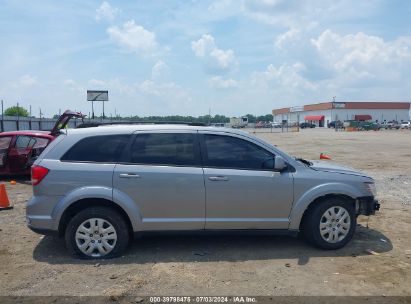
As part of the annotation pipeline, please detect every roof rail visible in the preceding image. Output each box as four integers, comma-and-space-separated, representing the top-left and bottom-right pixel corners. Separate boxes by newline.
76, 121, 207, 128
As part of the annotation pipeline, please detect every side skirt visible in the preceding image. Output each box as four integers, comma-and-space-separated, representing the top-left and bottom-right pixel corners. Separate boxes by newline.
133, 229, 299, 239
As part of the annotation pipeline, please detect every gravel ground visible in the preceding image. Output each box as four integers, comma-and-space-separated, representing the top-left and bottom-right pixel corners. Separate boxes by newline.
0, 128, 410, 297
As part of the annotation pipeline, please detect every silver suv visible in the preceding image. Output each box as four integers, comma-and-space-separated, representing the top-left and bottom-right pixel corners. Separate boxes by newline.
27, 125, 380, 259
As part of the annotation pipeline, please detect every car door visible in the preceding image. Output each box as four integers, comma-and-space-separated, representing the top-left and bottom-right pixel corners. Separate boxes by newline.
113, 131, 206, 231
0, 136, 13, 172
8, 135, 37, 174
200, 132, 294, 230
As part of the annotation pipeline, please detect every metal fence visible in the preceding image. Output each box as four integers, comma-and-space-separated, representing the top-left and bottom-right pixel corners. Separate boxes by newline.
246, 125, 299, 134
0, 116, 129, 132
0, 116, 301, 133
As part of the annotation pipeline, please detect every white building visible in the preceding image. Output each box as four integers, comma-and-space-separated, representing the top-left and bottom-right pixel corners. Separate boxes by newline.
273, 101, 410, 127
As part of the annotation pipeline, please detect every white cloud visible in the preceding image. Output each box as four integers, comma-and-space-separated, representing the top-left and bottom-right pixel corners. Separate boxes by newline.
63, 79, 83, 92
6, 74, 38, 92
191, 34, 215, 57
191, 34, 237, 71
275, 28, 300, 49
19, 74, 37, 86
242, 0, 380, 29
151, 60, 169, 80
107, 20, 157, 55
95, 1, 120, 22
311, 30, 411, 82
210, 48, 236, 69
209, 76, 238, 89
89, 78, 107, 87
251, 62, 317, 91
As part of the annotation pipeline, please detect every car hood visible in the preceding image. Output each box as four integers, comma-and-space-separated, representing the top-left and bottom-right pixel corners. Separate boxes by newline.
309, 160, 370, 178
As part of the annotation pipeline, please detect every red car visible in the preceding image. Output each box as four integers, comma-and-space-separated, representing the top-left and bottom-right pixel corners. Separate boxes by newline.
0, 110, 84, 175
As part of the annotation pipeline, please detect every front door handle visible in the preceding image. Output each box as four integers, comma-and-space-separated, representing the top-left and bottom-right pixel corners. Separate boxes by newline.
208, 176, 229, 181
119, 173, 141, 178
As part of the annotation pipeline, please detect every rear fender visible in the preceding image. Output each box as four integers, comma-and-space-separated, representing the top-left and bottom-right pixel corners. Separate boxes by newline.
51, 186, 142, 231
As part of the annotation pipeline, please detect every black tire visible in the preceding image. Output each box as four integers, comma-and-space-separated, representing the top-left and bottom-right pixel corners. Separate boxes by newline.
302, 198, 356, 250
65, 206, 129, 259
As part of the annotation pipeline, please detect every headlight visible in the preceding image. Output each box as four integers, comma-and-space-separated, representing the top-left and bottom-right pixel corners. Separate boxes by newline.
364, 182, 377, 197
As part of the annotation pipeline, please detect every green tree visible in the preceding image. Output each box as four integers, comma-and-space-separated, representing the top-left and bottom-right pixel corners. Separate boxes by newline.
244, 114, 257, 123
256, 114, 273, 122
4, 106, 29, 117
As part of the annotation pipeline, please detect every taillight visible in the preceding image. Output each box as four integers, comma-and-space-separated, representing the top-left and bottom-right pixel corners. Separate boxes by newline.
31, 165, 49, 186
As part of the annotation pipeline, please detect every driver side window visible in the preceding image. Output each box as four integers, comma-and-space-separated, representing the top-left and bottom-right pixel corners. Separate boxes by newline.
203, 134, 273, 170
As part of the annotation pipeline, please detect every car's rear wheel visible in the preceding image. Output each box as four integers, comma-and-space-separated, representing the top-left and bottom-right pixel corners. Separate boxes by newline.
65, 206, 129, 259
302, 198, 356, 249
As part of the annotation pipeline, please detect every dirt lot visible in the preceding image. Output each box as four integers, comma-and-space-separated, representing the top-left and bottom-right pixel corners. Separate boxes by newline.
0, 128, 410, 297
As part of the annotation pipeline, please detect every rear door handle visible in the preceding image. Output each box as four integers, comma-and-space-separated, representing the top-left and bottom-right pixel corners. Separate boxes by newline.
208, 176, 229, 181
119, 173, 141, 178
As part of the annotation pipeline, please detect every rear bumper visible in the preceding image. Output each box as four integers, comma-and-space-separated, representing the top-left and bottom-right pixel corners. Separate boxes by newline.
357, 196, 380, 216
27, 224, 59, 237
26, 195, 61, 234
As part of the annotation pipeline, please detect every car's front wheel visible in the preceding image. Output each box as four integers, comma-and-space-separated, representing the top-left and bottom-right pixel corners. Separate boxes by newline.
302, 198, 356, 249
65, 206, 129, 259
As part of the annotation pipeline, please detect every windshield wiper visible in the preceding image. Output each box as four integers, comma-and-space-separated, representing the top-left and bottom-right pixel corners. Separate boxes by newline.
295, 157, 313, 166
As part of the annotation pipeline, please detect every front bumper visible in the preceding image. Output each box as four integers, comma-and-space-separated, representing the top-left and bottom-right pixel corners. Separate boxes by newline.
357, 196, 380, 216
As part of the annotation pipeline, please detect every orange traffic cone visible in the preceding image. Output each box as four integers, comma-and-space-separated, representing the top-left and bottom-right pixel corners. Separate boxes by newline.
0, 184, 13, 211
320, 153, 332, 160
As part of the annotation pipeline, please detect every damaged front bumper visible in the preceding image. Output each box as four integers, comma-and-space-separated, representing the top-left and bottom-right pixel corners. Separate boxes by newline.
356, 196, 380, 216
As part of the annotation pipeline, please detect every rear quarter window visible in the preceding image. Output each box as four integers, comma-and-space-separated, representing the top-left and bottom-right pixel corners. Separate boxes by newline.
61, 135, 130, 163
0, 136, 12, 149
33, 137, 50, 149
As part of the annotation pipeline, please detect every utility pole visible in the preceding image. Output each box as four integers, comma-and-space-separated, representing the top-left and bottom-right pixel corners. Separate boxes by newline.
39, 108, 42, 130
29, 105, 32, 130
92, 101, 94, 120
1, 100, 3, 132
17, 102, 20, 130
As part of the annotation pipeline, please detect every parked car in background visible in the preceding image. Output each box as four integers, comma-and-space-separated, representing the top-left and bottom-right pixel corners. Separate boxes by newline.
210, 123, 225, 127
381, 121, 400, 129
271, 122, 282, 128
344, 120, 380, 131
0, 110, 84, 175
359, 121, 381, 131
327, 121, 344, 129
299, 122, 316, 129
255, 121, 265, 128
400, 121, 411, 129
27, 124, 379, 258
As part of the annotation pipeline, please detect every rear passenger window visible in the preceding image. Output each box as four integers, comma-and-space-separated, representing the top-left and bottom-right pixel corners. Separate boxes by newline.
61, 135, 130, 162
130, 133, 199, 166
15, 136, 36, 149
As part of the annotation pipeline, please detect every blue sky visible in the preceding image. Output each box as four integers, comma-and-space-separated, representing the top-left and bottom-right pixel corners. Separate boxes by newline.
0, 0, 410, 117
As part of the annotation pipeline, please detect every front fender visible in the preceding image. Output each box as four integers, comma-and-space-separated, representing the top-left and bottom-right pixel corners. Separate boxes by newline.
288, 182, 362, 230
51, 186, 142, 231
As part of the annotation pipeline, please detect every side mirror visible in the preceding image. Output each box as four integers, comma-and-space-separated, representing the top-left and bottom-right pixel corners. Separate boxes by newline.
274, 156, 287, 171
